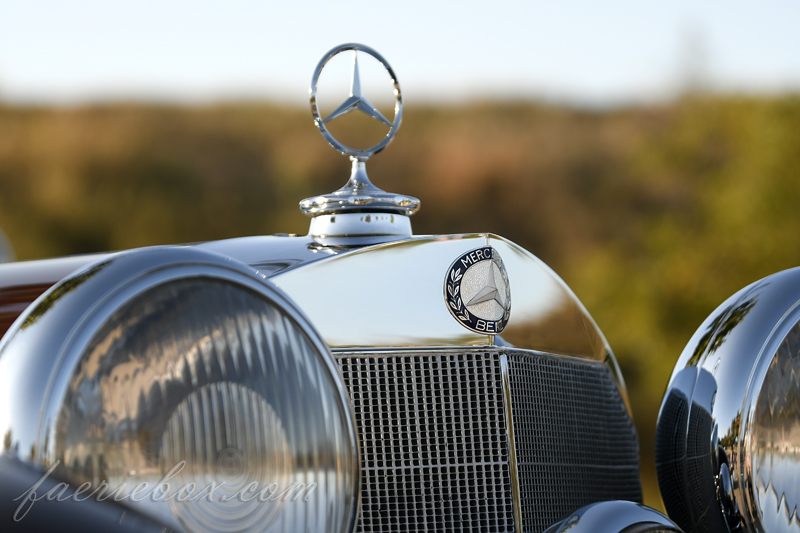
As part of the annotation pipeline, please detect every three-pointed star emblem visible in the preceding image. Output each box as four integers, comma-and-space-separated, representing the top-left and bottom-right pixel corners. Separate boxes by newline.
467, 262, 507, 308
323, 51, 393, 127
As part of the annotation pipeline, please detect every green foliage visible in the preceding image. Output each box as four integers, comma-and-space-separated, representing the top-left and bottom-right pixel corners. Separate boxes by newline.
2, 95, 799, 510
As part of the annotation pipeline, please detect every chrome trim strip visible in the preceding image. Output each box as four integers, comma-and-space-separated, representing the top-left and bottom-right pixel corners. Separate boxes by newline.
500, 352, 523, 533
331, 344, 610, 361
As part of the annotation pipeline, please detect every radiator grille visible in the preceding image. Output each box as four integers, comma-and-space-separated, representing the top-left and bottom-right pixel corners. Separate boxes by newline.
338, 352, 515, 532
337, 348, 641, 533
507, 352, 643, 532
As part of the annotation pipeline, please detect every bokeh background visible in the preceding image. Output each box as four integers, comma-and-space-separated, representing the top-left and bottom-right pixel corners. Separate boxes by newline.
2, 0, 800, 513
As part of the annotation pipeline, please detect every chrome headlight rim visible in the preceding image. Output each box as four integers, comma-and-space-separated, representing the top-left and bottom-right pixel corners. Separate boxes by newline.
738, 299, 800, 533
656, 266, 800, 533
0, 245, 360, 532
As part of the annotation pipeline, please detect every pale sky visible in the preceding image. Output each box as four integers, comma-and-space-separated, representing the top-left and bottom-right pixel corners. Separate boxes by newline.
0, 0, 798, 106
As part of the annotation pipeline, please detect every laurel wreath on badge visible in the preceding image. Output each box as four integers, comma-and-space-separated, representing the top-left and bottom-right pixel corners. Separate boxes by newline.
446, 267, 471, 322
444, 246, 511, 335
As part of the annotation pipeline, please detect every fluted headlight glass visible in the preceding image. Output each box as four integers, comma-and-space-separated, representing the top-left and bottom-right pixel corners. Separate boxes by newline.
751, 319, 800, 533
52, 278, 357, 532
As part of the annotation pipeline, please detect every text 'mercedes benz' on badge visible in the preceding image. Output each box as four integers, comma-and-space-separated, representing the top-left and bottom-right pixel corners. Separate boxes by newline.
444, 247, 511, 335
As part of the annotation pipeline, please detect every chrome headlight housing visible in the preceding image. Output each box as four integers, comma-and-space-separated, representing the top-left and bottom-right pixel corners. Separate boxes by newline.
0, 247, 359, 532
656, 267, 800, 533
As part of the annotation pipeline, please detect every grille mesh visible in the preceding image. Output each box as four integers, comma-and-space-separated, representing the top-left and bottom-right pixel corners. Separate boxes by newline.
507, 352, 642, 532
337, 348, 641, 533
338, 351, 515, 532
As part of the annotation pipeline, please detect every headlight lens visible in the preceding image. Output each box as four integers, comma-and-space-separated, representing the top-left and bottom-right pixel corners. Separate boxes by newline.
750, 320, 800, 533
160, 381, 293, 531
54, 277, 357, 532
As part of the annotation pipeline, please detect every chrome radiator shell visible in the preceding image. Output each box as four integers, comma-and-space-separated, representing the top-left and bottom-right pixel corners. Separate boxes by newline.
336, 347, 642, 533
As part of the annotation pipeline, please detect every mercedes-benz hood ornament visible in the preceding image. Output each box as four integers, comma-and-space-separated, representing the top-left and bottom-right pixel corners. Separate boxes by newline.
301, 43, 420, 238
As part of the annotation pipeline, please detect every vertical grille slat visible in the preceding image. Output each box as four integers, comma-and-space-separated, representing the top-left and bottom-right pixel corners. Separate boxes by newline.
337, 348, 641, 533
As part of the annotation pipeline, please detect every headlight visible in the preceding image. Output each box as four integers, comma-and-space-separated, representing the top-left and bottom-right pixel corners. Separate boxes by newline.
656, 267, 800, 533
0, 247, 359, 532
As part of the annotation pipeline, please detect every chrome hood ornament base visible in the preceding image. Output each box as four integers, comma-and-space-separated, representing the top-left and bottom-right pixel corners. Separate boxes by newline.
300, 159, 419, 217
302, 43, 419, 237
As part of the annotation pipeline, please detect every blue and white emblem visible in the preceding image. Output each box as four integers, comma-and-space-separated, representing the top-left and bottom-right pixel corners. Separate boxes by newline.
444, 247, 511, 334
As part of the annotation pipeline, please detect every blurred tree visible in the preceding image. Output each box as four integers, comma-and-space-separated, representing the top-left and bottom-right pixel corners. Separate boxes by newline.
1, 94, 799, 510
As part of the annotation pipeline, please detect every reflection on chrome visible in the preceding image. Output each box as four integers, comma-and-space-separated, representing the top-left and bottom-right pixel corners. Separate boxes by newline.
657, 266, 800, 533
308, 43, 403, 162
0, 248, 360, 533
272, 233, 630, 412
752, 319, 800, 533
542, 500, 682, 533
55, 277, 354, 532
655, 366, 726, 532
273, 234, 609, 358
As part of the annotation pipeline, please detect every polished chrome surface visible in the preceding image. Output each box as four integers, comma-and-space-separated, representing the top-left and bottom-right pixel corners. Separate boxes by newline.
0, 252, 110, 288
335, 346, 639, 533
197, 234, 343, 274
0, 237, 336, 338
308, 211, 413, 238
0, 233, 629, 405
324, 50, 392, 128
309, 43, 402, 163
0, 233, 398, 338
655, 366, 727, 533
272, 232, 631, 408
542, 501, 682, 533
746, 310, 800, 533
657, 266, 800, 533
0, 247, 359, 533
302, 43, 420, 227
300, 160, 420, 220
0, 232, 375, 302
0, 233, 617, 361
273, 234, 492, 348
273, 234, 604, 354
0, 253, 112, 337
500, 353, 524, 533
